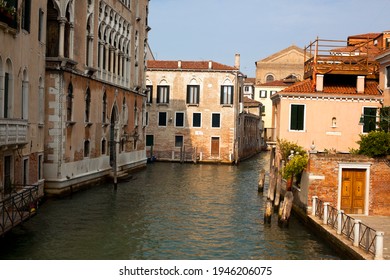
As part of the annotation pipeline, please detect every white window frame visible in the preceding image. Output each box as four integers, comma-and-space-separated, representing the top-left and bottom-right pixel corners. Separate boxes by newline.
175, 112, 185, 128
289, 103, 306, 132
157, 85, 170, 104
192, 112, 202, 128
158, 111, 167, 127
211, 113, 221, 128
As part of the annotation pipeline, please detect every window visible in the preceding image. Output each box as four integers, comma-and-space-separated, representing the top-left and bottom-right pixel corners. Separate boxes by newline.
193, 113, 201, 127
270, 91, 277, 95
175, 135, 183, 147
260, 90, 267, 98
175, 112, 184, 127
102, 92, 107, 123
362, 107, 377, 133
220, 86, 233, 105
145, 112, 149, 126
22, 0, 32, 32
157, 85, 169, 104
39, 78, 44, 124
84, 140, 90, 157
22, 70, 29, 120
158, 112, 167, 126
266, 74, 274, 83
67, 83, 73, 121
146, 135, 154, 146
290, 104, 305, 131
101, 139, 107, 155
3, 72, 10, 118
212, 113, 221, 128
85, 88, 91, 122
186, 85, 200, 105
38, 8, 44, 41
23, 158, 29, 186
38, 154, 43, 180
386, 66, 390, 88
146, 85, 153, 103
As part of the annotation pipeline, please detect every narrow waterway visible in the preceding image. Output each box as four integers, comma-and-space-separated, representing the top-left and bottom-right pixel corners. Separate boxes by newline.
0, 152, 340, 260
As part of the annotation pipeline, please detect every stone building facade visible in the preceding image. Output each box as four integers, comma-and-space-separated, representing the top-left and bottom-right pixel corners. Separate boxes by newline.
146, 57, 262, 164
255, 45, 304, 85
1, 0, 46, 199
44, 0, 150, 196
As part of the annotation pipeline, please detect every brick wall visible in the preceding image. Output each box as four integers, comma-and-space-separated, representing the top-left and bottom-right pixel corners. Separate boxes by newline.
304, 153, 390, 216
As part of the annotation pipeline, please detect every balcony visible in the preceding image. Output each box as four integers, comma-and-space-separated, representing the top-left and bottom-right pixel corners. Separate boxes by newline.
0, 119, 28, 148
304, 38, 381, 80
0, 3, 17, 30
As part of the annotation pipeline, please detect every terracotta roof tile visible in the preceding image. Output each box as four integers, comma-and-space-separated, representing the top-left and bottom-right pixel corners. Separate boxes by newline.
243, 97, 262, 107
259, 80, 297, 87
281, 78, 380, 95
348, 33, 382, 40
147, 60, 237, 71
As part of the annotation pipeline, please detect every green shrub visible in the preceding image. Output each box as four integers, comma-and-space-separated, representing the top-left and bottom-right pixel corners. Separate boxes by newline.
277, 138, 306, 162
357, 131, 390, 157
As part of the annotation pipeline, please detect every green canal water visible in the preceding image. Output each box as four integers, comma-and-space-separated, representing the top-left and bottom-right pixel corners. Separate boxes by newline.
0, 152, 340, 260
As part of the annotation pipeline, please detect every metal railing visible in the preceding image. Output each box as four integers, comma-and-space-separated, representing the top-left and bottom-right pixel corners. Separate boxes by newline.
303, 38, 380, 79
1, 185, 39, 236
312, 196, 384, 259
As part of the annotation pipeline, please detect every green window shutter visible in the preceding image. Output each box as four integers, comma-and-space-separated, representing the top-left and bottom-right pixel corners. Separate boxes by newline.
290, 105, 304, 131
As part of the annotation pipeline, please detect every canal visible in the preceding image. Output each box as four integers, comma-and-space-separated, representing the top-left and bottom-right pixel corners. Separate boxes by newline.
0, 152, 340, 260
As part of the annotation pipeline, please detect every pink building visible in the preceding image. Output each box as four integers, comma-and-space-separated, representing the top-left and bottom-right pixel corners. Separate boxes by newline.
271, 36, 385, 152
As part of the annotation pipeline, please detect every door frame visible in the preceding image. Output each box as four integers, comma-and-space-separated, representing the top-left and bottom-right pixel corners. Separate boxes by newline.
210, 136, 220, 158
338, 163, 371, 216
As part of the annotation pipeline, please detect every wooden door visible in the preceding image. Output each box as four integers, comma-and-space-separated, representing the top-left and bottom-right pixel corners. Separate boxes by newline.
341, 169, 366, 214
211, 137, 220, 157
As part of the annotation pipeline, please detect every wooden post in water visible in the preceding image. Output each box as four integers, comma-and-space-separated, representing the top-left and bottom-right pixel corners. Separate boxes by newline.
278, 200, 284, 221
264, 198, 273, 224
274, 169, 282, 209
278, 191, 293, 227
267, 167, 276, 202
258, 169, 266, 192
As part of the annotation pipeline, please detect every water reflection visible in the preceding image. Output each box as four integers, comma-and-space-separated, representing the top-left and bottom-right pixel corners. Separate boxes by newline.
0, 153, 340, 260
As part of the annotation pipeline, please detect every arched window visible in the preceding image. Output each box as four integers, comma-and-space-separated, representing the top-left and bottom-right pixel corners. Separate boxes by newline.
22, 69, 29, 119
101, 138, 106, 155
102, 91, 107, 123
46, 0, 59, 57
66, 83, 73, 121
39, 77, 44, 124
84, 139, 90, 157
266, 74, 275, 83
3, 59, 13, 118
85, 87, 91, 122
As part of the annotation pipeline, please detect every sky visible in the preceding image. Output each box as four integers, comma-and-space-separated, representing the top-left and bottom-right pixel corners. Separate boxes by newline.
148, 0, 389, 77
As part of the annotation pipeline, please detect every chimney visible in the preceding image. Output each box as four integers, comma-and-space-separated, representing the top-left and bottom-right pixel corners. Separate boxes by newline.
316, 74, 324, 92
178, 60, 182, 69
357, 76, 365, 93
235, 53, 240, 69
208, 61, 213, 69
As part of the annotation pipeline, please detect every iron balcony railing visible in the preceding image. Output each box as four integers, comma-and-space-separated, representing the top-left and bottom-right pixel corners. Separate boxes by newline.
312, 196, 384, 259
1, 185, 39, 236
0, 118, 28, 147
